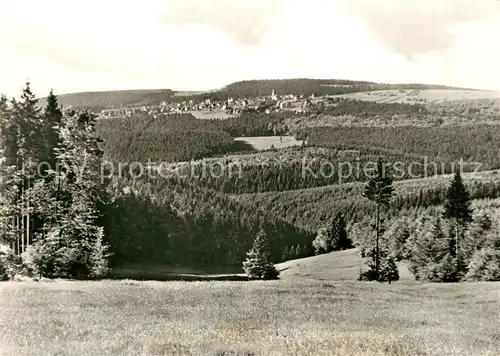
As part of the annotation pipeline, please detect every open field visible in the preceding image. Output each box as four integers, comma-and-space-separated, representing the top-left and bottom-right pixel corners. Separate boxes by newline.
276, 248, 414, 281
334, 89, 499, 104
1, 278, 499, 356
190, 109, 235, 120
233, 136, 304, 151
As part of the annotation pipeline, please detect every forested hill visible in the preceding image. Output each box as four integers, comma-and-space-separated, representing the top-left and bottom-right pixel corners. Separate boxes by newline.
36, 79, 473, 112
37, 89, 175, 113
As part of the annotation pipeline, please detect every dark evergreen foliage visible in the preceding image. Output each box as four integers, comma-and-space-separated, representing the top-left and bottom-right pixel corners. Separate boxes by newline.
361, 160, 394, 281
300, 125, 500, 170
242, 229, 280, 280
313, 212, 353, 254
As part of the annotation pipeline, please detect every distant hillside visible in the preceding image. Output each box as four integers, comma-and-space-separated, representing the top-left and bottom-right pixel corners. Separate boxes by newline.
177, 79, 472, 103
334, 89, 499, 104
37, 79, 479, 112
38, 89, 175, 112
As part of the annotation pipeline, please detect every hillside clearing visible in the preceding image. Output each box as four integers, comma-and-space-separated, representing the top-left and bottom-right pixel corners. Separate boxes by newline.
276, 248, 414, 281
189, 110, 235, 120
1, 280, 498, 356
234, 136, 304, 151
334, 89, 499, 104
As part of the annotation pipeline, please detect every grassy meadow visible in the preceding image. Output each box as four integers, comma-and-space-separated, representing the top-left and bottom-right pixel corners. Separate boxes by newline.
1, 276, 499, 356
1, 250, 499, 355
334, 89, 499, 104
233, 136, 304, 151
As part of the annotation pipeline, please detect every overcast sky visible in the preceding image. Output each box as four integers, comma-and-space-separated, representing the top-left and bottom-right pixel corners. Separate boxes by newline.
0, 0, 499, 97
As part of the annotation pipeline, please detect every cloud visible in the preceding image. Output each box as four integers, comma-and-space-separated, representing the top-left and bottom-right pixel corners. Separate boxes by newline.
159, 0, 283, 45
338, 0, 495, 58
0, 0, 498, 97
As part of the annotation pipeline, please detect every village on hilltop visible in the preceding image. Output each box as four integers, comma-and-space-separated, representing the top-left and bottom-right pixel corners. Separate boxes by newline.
99, 89, 332, 119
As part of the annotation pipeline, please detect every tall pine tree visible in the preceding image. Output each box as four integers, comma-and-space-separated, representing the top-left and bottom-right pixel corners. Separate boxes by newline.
443, 169, 472, 259
362, 159, 394, 281
42, 89, 63, 172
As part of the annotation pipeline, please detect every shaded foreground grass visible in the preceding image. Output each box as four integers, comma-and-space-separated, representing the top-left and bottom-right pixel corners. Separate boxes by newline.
1, 280, 499, 356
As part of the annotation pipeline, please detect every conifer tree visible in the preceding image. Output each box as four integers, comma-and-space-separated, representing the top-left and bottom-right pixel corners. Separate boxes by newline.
242, 229, 279, 280
26, 109, 110, 279
408, 217, 458, 282
382, 255, 399, 284
42, 89, 63, 173
362, 159, 394, 280
313, 212, 353, 255
4, 83, 44, 254
330, 212, 353, 250
443, 170, 472, 259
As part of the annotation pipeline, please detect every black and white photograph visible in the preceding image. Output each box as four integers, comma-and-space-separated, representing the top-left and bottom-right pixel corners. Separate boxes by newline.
0, 0, 499, 355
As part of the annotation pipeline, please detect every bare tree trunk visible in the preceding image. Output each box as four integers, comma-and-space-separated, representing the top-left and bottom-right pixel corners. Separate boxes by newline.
375, 203, 380, 280
27, 197, 30, 248
15, 215, 20, 255
21, 181, 24, 253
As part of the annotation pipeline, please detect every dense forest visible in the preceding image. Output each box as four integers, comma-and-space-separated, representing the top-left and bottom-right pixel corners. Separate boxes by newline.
299, 125, 500, 170
105, 177, 314, 266
97, 112, 295, 162
234, 170, 500, 232
323, 98, 428, 117
169, 147, 467, 194
174, 79, 466, 103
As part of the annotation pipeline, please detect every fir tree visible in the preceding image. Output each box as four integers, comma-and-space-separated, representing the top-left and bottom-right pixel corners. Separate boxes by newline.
242, 229, 279, 280
408, 217, 458, 282
42, 89, 63, 173
380, 252, 399, 284
26, 109, 110, 279
465, 248, 500, 282
330, 212, 353, 250
313, 213, 353, 255
362, 159, 394, 280
443, 170, 472, 258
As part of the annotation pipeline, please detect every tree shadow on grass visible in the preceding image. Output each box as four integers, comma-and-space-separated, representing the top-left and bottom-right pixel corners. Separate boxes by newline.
229, 140, 255, 153
109, 267, 249, 282
109, 274, 250, 282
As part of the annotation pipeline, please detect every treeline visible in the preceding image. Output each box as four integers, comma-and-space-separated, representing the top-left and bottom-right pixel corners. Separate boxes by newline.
174, 79, 463, 103
97, 112, 296, 162
322, 98, 427, 116
178, 151, 464, 194
234, 172, 500, 232
0, 84, 109, 280
101, 130, 237, 162
174, 79, 376, 102
38, 89, 175, 113
105, 177, 314, 266
299, 125, 500, 170
350, 171, 500, 283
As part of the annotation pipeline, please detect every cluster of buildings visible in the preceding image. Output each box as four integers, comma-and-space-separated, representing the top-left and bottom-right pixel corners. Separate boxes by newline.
99, 90, 326, 119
